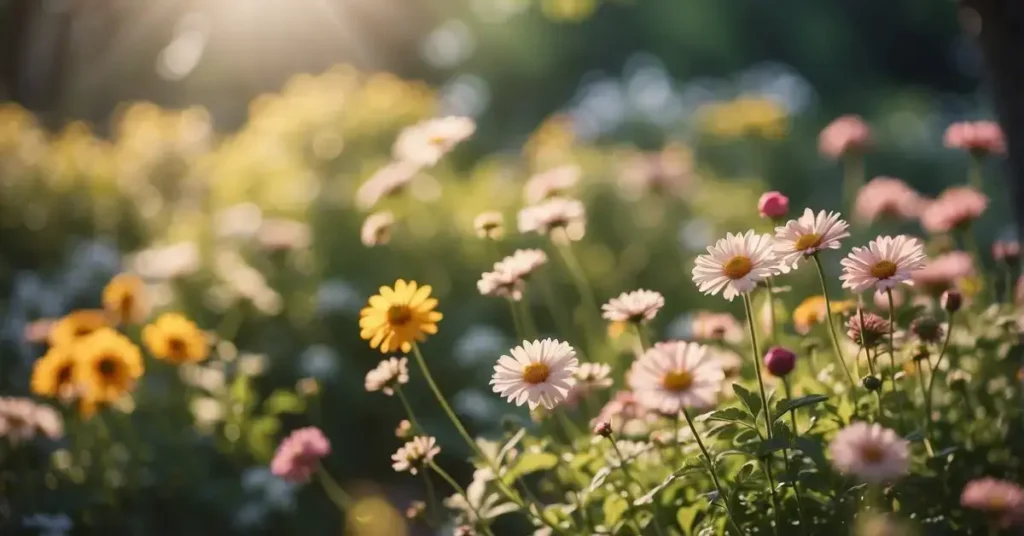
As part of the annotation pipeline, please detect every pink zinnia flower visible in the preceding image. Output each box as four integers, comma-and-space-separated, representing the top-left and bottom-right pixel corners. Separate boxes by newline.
911, 251, 975, 295
819, 115, 871, 159
960, 477, 1024, 527
270, 426, 331, 482
757, 191, 789, 219
944, 121, 1006, 156
920, 187, 989, 234
993, 240, 1021, 263
854, 176, 926, 223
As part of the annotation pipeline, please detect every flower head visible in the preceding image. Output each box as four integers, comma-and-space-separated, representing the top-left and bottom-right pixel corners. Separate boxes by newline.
574, 363, 613, 391
0, 397, 63, 443
49, 310, 109, 348
74, 328, 144, 406
355, 161, 420, 210
364, 357, 409, 396
920, 187, 988, 234
944, 120, 1006, 156
960, 478, 1024, 527
601, 290, 665, 324
393, 116, 475, 166
629, 340, 725, 414
846, 312, 891, 348
592, 390, 651, 437
524, 164, 581, 204
828, 421, 909, 483
477, 264, 525, 302
764, 346, 796, 377
473, 212, 505, 240
691, 311, 743, 344
910, 251, 975, 295
819, 115, 871, 159
993, 240, 1021, 264
30, 346, 78, 400
270, 426, 331, 482
499, 249, 548, 279
910, 317, 944, 344
854, 176, 926, 223
490, 339, 579, 410
392, 436, 440, 475
359, 280, 442, 354
839, 235, 927, 293
692, 231, 779, 301
143, 313, 209, 365
103, 274, 149, 325
361, 211, 395, 247
517, 197, 586, 243
773, 208, 850, 271
757, 191, 789, 219
793, 295, 856, 335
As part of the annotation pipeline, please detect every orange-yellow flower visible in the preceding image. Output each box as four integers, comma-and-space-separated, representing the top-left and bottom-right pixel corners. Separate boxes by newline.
103, 273, 149, 325
30, 346, 78, 400
143, 313, 209, 365
793, 295, 856, 335
74, 328, 144, 405
48, 310, 108, 347
359, 280, 442, 354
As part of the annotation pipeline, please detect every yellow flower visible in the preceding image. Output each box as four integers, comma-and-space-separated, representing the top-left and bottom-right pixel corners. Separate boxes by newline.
607, 320, 628, 340
793, 296, 856, 334
103, 274, 149, 325
30, 346, 78, 400
74, 328, 144, 405
143, 313, 209, 365
48, 310, 109, 347
359, 280, 442, 354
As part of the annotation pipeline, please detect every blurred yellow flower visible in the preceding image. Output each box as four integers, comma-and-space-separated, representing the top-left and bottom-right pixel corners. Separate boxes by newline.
49, 310, 109, 348
700, 96, 789, 140
74, 328, 144, 406
793, 296, 856, 335
607, 320, 628, 340
346, 495, 407, 536
143, 313, 210, 365
360, 280, 442, 354
31, 346, 78, 400
103, 274, 149, 325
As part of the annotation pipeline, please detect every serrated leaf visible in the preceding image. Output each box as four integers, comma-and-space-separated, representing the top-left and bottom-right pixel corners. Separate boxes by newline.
773, 394, 829, 421
603, 494, 629, 526
732, 384, 762, 419
263, 390, 306, 415
503, 452, 558, 484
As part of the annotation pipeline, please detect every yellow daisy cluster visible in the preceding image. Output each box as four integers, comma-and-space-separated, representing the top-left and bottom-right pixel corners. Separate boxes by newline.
699, 96, 789, 140
30, 273, 208, 418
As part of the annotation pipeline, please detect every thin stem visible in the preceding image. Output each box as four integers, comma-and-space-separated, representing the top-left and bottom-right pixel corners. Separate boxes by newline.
508, 298, 525, 341
764, 461, 782, 535
781, 379, 807, 529
843, 152, 864, 217
742, 294, 773, 439
423, 471, 439, 527
914, 360, 935, 457
886, 290, 904, 430
555, 233, 600, 342
680, 406, 744, 536
316, 464, 352, 512
969, 154, 983, 191
925, 312, 955, 439
961, 226, 988, 303
766, 277, 779, 344
538, 271, 574, 341
411, 343, 566, 534
812, 255, 856, 389
431, 462, 496, 536
608, 438, 665, 536
395, 386, 424, 434
519, 298, 539, 340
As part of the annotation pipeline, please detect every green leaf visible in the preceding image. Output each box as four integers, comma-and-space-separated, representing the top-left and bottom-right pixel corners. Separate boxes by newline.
603, 493, 629, 526
773, 394, 829, 421
229, 375, 254, 412
263, 390, 306, 415
755, 437, 790, 456
676, 505, 701, 536
634, 457, 705, 506
732, 384, 762, 418
503, 452, 559, 484
701, 407, 756, 427
246, 416, 280, 462
794, 437, 828, 469
904, 429, 924, 442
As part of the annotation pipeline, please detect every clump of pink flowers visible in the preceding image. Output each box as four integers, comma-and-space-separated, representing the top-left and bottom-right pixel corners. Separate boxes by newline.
920, 186, 989, 234
819, 115, 872, 159
854, 176, 926, 223
270, 426, 331, 482
944, 121, 1006, 156
910, 251, 975, 295
960, 477, 1024, 527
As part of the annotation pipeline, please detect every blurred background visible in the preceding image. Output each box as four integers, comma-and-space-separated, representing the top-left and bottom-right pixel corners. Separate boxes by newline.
0, 0, 1014, 535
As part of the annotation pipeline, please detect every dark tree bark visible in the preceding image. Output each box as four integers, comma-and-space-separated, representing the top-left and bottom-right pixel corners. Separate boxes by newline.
966, 0, 1024, 240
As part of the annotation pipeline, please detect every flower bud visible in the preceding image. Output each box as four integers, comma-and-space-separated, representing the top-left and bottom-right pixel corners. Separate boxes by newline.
947, 370, 972, 390
764, 346, 796, 377
757, 191, 789, 219
862, 375, 882, 391
405, 500, 426, 521
395, 419, 413, 439
910, 317, 943, 343
593, 420, 612, 438
941, 289, 962, 313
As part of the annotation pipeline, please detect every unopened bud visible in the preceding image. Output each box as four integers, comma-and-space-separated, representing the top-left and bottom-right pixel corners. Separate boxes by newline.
941, 289, 962, 313
593, 421, 612, 438
862, 375, 882, 391
764, 346, 796, 377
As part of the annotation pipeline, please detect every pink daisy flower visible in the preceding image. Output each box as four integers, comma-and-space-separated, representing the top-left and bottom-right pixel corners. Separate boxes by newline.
819, 115, 872, 159
829, 421, 909, 483
270, 426, 331, 482
960, 477, 1024, 527
910, 251, 975, 295
854, 176, 926, 223
920, 187, 988, 234
944, 121, 1006, 156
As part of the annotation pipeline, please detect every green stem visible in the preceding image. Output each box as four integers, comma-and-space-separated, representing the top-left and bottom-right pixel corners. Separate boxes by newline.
843, 152, 864, 217
812, 255, 856, 389
886, 290, 904, 431
764, 461, 782, 535
431, 462, 496, 536
924, 311, 955, 441
316, 464, 352, 512
395, 385, 424, 434
555, 233, 600, 345
509, 299, 525, 341
781, 379, 807, 529
519, 298, 539, 340
969, 154, 983, 191
742, 294, 773, 439
538, 271, 574, 342
914, 360, 935, 457
767, 277, 779, 344
608, 438, 665, 536
423, 471, 439, 527
680, 406, 744, 536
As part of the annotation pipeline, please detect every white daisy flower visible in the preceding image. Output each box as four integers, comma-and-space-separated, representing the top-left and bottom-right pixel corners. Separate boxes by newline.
393, 116, 476, 167
574, 363, 613, 391
474, 212, 505, 240
691, 231, 779, 301
839, 235, 928, 293
773, 208, 850, 271
601, 289, 665, 324
477, 265, 525, 301
391, 436, 440, 475
360, 211, 395, 247
524, 165, 581, 204
355, 161, 420, 210
364, 357, 409, 395
517, 197, 586, 243
628, 341, 725, 415
499, 249, 548, 279
490, 339, 579, 410
828, 421, 909, 483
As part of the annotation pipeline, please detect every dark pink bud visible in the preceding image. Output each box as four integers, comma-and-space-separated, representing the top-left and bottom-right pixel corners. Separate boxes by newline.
593, 420, 612, 437
757, 191, 789, 219
764, 346, 796, 377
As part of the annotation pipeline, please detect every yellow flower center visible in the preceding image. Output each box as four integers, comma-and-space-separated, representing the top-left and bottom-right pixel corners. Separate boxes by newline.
990, 496, 1007, 511
794, 233, 823, 251
387, 305, 413, 326
662, 370, 694, 392
722, 256, 753, 280
427, 134, 448, 146
522, 362, 550, 385
870, 260, 898, 279
860, 444, 885, 463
